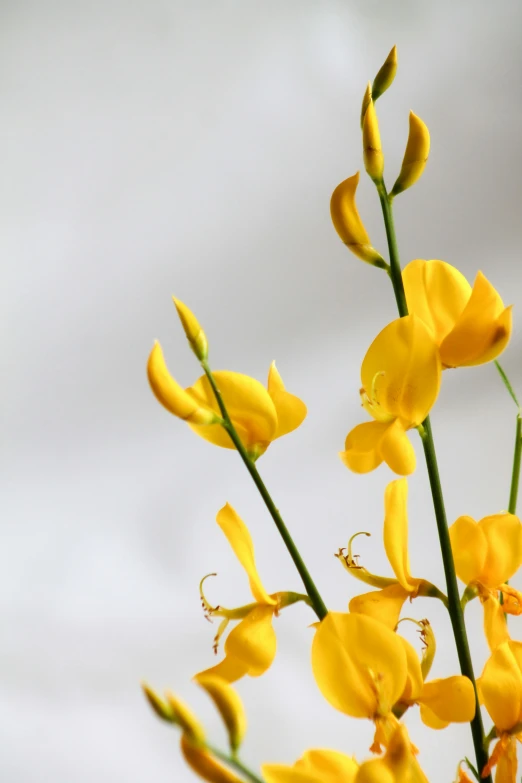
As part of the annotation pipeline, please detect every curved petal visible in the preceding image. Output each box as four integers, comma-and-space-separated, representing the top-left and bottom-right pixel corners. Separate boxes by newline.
330, 173, 385, 267
187, 371, 278, 449
418, 676, 475, 723
349, 584, 409, 630
440, 272, 511, 368
384, 479, 416, 589
216, 504, 276, 606
296, 750, 359, 782
262, 768, 319, 783
361, 315, 441, 426
480, 513, 522, 588
479, 641, 522, 731
378, 419, 416, 476
449, 516, 487, 586
195, 655, 249, 684
340, 421, 388, 473
482, 593, 510, 651
402, 260, 471, 345
224, 606, 277, 677
396, 636, 424, 704
267, 362, 307, 439
418, 702, 449, 730
355, 724, 417, 783
495, 736, 518, 783
311, 612, 407, 718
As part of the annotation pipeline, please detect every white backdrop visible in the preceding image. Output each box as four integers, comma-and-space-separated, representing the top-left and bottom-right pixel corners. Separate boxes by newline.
2, 2, 522, 781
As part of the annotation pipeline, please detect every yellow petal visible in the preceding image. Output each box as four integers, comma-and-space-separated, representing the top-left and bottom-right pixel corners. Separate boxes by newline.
361, 315, 441, 426
480, 513, 522, 588
141, 682, 175, 722
296, 750, 359, 782
449, 516, 487, 586
440, 272, 511, 368
195, 655, 249, 684
402, 259, 471, 345
224, 605, 277, 677
187, 371, 278, 450
173, 297, 208, 361
147, 342, 216, 424
164, 691, 206, 744
340, 421, 388, 473
216, 504, 276, 606
495, 736, 518, 783
378, 419, 417, 476
267, 362, 307, 439
418, 702, 449, 730
181, 735, 244, 783
195, 674, 247, 753
262, 768, 319, 783
355, 724, 417, 783
349, 584, 409, 630
383, 479, 417, 590
479, 641, 522, 731
482, 593, 510, 651
390, 111, 430, 196
418, 676, 476, 723
363, 100, 384, 182
396, 636, 424, 705
311, 612, 407, 718
330, 173, 387, 267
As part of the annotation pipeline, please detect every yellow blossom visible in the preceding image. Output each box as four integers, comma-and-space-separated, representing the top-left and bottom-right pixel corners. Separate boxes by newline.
403, 259, 512, 368
148, 341, 306, 458
340, 315, 441, 476
339, 479, 446, 629
195, 675, 247, 754
390, 112, 430, 197
196, 504, 307, 683
173, 297, 208, 361
354, 724, 429, 783
478, 640, 522, 781
330, 173, 387, 268
262, 749, 359, 783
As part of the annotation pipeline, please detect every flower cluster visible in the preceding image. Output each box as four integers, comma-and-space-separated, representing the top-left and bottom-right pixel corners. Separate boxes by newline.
142, 46, 520, 783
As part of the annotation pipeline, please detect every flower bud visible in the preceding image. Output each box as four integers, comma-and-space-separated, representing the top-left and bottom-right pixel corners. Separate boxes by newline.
173, 297, 208, 361
372, 45, 398, 102
330, 173, 387, 269
362, 100, 384, 182
390, 111, 430, 197
165, 691, 206, 745
181, 736, 243, 783
360, 82, 372, 128
195, 674, 247, 753
147, 342, 217, 424
141, 682, 175, 723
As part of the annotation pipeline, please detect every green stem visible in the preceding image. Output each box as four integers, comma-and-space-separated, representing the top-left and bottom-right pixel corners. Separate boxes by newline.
207, 743, 265, 783
377, 185, 492, 783
508, 414, 522, 515
201, 361, 328, 621
495, 360, 520, 408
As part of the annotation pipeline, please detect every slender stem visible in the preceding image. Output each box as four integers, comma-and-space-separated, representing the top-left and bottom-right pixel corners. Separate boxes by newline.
495, 360, 520, 407
377, 185, 492, 782
508, 414, 522, 515
207, 743, 265, 783
201, 361, 328, 621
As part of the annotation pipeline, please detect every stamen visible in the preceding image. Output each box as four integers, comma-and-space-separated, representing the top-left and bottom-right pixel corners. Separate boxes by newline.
199, 573, 219, 619
347, 531, 371, 566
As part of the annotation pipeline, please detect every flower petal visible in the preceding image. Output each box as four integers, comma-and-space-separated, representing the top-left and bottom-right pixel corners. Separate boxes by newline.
311, 612, 407, 718
267, 362, 307, 439
378, 419, 416, 476
402, 259, 471, 345
440, 272, 511, 368
383, 479, 416, 590
479, 641, 522, 731
349, 584, 409, 630
296, 750, 359, 782
216, 504, 276, 606
340, 421, 388, 473
418, 703, 449, 730
187, 371, 278, 449
449, 516, 487, 586
195, 656, 249, 684
480, 513, 522, 588
224, 605, 277, 677
482, 593, 510, 651
396, 636, 424, 705
361, 315, 441, 426
418, 676, 476, 723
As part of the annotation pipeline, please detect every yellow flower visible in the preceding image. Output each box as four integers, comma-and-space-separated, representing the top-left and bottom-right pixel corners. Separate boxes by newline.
148, 342, 306, 458
354, 724, 429, 783
340, 315, 441, 475
478, 640, 522, 781
330, 173, 387, 269
195, 675, 247, 754
196, 504, 307, 683
263, 749, 359, 783
340, 479, 446, 629
403, 259, 512, 368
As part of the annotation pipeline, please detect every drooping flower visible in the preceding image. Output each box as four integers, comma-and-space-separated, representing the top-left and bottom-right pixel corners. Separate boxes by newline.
196, 504, 309, 683
450, 512, 522, 648
148, 339, 306, 459
340, 315, 441, 476
478, 640, 522, 781
402, 259, 512, 368
262, 748, 359, 783
339, 479, 447, 629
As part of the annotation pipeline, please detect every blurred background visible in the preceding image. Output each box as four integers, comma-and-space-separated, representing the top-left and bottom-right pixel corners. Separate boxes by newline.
2, 1, 522, 780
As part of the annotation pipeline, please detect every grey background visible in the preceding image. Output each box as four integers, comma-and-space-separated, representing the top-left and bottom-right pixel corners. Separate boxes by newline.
2, 1, 522, 781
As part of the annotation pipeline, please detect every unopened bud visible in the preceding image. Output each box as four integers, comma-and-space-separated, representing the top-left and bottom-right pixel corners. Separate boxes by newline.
372, 45, 398, 102
181, 735, 243, 783
195, 675, 246, 754
141, 682, 175, 723
362, 100, 384, 182
165, 691, 206, 745
360, 82, 372, 128
330, 173, 388, 270
173, 298, 208, 361
390, 111, 430, 197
